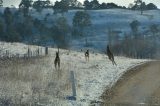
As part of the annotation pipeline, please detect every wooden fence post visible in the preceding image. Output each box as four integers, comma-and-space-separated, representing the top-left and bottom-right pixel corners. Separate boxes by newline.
45, 47, 48, 55
28, 48, 30, 58
37, 48, 39, 56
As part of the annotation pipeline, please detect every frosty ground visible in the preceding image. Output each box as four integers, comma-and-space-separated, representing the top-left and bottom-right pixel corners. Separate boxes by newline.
0, 42, 149, 105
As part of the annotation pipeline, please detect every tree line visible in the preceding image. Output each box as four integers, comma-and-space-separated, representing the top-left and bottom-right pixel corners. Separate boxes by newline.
0, 0, 158, 15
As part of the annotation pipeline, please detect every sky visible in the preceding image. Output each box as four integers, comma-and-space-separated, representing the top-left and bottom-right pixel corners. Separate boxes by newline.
2, 0, 160, 8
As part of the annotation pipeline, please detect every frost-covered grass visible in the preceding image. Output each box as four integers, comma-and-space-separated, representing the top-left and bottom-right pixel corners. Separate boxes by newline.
0, 42, 149, 105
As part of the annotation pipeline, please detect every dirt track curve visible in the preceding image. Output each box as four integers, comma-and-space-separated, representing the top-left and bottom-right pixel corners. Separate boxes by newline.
102, 61, 160, 105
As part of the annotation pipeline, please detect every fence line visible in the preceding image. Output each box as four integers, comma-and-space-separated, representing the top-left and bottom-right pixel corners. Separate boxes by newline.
0, 46, 49, 60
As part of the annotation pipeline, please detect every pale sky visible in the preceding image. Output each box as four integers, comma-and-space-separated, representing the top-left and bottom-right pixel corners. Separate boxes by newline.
3, 0, 160, 8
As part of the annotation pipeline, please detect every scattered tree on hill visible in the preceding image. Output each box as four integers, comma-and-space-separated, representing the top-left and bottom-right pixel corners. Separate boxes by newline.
150, 24, 159, 37
130, 20, 140, 39
146, 3, 157, 10
19, 0, 33, 17
140, 2, 146, 14
51, 17, 70, 48
72, 11, 91, 36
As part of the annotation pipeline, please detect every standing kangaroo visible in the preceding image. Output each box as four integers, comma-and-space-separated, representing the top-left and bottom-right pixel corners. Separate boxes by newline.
107, 45, 117, 65
54, 48, 60, 70
85, 49, 89, 62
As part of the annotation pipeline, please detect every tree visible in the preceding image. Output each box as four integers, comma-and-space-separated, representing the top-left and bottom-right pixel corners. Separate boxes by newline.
140, 2, 146, 14
150, 24, 159, 37
129, 20, 141, 58
19, 0, 33, 17
99, 2, 107, 9
68, 0, 76, 7
134, 0, 142, 6
90, 0, 99, 9
72, 11, 91, 36
53, 0, 69, 14
44, 0, 52, 8
84, 0, 100, 9
51, 17, 70, 48
15, 16, 33, 40
83, 0, 91, 9
53, 1, 61, 14
33, 0, 43, 13
3, 7, 22, 42
0, 19, 4, 39
68, 0, 82, 9
133, 0, 146, 14
3, 7, 13, 28
106, 3, 119, 9
0, 0, 3, 7
130, 20, 140, 39
33, 0, 52, 12
146, 3, 157, 10
68, 0, 83, 9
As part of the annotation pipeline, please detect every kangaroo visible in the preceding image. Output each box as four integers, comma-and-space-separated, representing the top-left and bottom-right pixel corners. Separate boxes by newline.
85, 49, 89, 62
107, 45, 117, 65
54, 48, 60, 70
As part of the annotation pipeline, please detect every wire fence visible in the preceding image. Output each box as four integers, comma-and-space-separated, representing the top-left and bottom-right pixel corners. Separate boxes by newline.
0, 46, 49, 60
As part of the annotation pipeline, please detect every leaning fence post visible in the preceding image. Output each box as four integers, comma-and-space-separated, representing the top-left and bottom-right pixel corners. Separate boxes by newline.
71, 71, 76, 97
66, 71, 77, 101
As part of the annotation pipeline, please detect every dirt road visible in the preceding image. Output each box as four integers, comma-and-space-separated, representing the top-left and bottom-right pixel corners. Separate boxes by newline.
102, 61, 160, 105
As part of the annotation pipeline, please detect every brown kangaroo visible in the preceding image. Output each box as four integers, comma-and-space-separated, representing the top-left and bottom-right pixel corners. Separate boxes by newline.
107, 45, 117, 65
54, 48, 60, 70
85, 49, 89, 62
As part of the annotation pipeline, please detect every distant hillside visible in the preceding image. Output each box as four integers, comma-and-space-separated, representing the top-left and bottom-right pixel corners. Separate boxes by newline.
0, 8, 160, 58
27, 9, 160, 49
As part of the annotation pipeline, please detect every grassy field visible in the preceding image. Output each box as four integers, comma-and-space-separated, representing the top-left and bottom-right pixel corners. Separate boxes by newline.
0, 56, 71, 105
